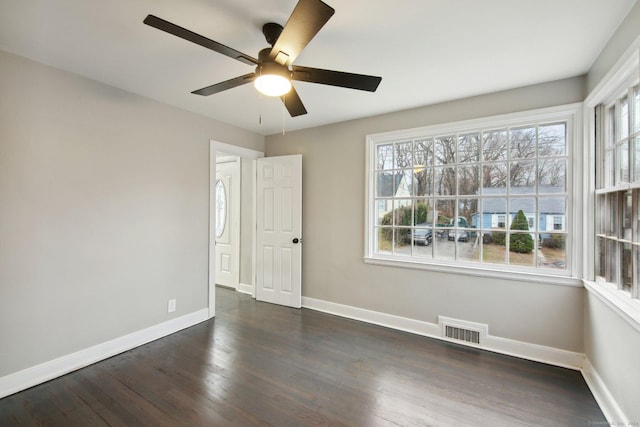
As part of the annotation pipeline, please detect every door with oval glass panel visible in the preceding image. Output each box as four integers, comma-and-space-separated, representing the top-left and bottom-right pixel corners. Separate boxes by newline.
215, 159, 240, 289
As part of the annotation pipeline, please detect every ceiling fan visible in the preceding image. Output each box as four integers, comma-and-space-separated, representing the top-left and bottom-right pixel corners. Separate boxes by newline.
143, 0, 382, 117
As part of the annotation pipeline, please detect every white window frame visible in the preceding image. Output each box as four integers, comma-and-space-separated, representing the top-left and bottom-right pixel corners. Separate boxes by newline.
364, 104, 582, 286
584, 38, 640, 328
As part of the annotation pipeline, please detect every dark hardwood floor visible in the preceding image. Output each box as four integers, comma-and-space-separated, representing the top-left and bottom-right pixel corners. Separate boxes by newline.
1, 287, 605, 426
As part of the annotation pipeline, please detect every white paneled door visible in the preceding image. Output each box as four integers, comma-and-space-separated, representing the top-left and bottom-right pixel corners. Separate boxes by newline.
215, 160, 240, 289
256, 155, 302, 308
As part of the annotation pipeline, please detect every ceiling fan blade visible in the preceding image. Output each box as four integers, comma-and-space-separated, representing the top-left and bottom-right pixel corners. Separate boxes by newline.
269, 0, 335, 66
281, 86, 307, 117
143, 15, 257, 66
192, 73, 255, 96
292, 66, 382, 92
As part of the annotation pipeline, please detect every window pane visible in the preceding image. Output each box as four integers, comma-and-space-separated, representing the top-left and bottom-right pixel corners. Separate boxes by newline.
377, 144, 394, 170
606, 239, 617, 283
458, 133, 480, 162
634, 87, 640, 133
636, 190, 640, 242
539, 234, 566, 270
393, 199, 413, 227
508, 231, 536, 267
605, 147, 615, 187
510, 160, 536, 190
482, 237, 507, 266
596, 194, 606, 235
618, 141, 629, 183
375, 199, 392, 225
430, 232, 451, 261
607, 106, 616, 187
435, 199, 456, 226
398, 170, 413, 196
538, 158, 566, 191
483, 196, 508, 266
413, 139, 433, 168
375, 227, 392, 254
457, 198, 478, 229
622, 190, 632, 241
376, 171, 398, 198
413, 169, 433, 197
634, 136, 640, 182
434, 136, 456, 165
539, 197, 565, 231
483, 129, 507, 161
434, 167, 456, 196
607, 192, 618, 237
456, 230, 477, 263
394, 141, 413, 169
597, 237, 606, 278
482, 162, 507, 194
621, 242, 632, 292
414, 200, 433, 226
621, 97, 629, 140
458, 164, 480, 195
538, 123, 567, 156
509, 197, 536, 229
393, 228, 412, 255
412, 225, 433, 252
510, 126, 537, 159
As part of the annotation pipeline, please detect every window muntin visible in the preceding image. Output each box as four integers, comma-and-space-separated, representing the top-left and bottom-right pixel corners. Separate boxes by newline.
595, 82, 640, 299
367, 109, 574, 274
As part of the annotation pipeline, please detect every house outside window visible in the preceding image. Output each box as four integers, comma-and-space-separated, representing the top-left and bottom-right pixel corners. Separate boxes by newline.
365, 105, 579, 276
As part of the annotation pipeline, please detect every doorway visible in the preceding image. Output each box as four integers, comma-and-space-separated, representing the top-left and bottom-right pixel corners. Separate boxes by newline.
209, 142, 302, 318
209, 141, 264, 318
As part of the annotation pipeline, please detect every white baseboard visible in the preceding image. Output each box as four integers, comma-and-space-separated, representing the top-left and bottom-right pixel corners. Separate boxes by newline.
237, 282, 254, 296
0, 308, 209, 399
581, 358, 628, 425
302, 296, 584, 370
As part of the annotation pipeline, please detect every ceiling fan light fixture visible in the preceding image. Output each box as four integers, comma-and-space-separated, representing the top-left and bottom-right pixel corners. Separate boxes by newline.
254, 62, 292, 97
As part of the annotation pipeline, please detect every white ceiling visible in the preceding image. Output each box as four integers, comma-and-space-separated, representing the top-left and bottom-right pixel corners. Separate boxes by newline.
0, 0, 636, 135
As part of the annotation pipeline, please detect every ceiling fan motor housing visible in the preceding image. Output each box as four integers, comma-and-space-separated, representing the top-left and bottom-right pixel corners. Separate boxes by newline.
262, 23, 284, 46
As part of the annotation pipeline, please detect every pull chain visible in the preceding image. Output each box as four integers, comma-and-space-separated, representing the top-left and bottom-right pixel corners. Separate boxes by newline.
282, 94, 286, 135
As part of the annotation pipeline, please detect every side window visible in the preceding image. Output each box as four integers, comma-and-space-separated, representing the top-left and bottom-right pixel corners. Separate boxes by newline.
595, 83, 640, 298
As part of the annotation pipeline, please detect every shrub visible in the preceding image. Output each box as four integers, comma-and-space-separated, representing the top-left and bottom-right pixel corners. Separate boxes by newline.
509, 210, 534, 253
381, 202, 431, 244
491, 231, 506, 246
542, 234, 565, 249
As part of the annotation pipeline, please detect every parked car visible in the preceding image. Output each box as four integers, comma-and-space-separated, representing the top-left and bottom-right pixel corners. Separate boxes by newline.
448, 230, 469, 242
412, 224, 433, 246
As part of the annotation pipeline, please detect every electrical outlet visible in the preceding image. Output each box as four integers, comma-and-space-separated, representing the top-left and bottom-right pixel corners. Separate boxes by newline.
167, 299, 176, 313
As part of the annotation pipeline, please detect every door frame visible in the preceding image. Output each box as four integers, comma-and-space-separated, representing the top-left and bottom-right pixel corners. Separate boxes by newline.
209, 140, 264, 318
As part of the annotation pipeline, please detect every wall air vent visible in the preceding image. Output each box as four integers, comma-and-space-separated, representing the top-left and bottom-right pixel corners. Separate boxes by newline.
438, 316, 488, 348
445, 325, 481, 344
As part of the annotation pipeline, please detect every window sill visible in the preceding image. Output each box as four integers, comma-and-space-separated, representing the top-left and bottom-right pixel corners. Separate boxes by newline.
584, 280, 640, 332
363, 256, 582, 287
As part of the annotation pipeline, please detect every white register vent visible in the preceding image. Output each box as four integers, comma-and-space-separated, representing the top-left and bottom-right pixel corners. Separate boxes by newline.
438, 316, 488, 348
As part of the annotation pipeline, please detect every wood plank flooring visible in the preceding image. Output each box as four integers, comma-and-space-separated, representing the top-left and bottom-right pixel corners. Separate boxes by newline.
0, 287, 605, 426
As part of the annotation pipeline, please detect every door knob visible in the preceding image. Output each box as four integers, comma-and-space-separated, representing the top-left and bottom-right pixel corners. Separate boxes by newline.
292, 238, 301, 244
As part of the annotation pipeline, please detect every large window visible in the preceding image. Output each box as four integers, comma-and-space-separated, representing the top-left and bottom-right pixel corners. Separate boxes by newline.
366, 106, 579, 276
595, 79, 640, 299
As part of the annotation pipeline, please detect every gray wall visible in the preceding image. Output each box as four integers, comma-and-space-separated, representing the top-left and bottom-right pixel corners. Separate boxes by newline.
587, 0, 640, 93
584, 0, 640, 422
584, 294, 640, 423
266, 76, 586, 352
0, 50, 264, 376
